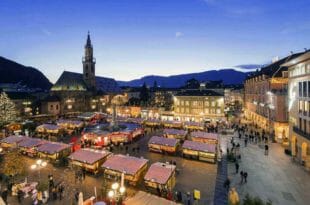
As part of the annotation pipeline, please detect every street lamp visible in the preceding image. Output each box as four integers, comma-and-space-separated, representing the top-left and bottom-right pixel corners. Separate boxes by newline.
30, 159, 47, 181
108, 181, 126, 205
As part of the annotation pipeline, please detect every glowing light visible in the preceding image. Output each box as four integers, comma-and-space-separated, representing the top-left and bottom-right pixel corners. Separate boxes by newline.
31, 164, 37, 170
120, 186, 126, 194
112, 182, 119, 190
108, 190, 114, 198
36, 159, 42, 165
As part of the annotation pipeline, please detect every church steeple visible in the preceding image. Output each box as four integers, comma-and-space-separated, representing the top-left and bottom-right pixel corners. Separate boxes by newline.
83, 32, 96, 90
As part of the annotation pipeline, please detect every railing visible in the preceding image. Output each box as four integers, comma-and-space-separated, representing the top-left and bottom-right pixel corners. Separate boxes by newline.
293, 126, 310, 141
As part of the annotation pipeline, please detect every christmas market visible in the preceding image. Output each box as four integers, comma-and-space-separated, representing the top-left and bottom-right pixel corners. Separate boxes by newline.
56, 119, 84, 132
182, 140, 217, 163
162, 120, 183, 129
144, 162, 176, 191
101, 154, 148, 186
144, 119, 161, 127
35, 124, 65, 140
68, 148, 112, 174
17, 138, 46, 157
183, 121, 205, 131
148, 136, 180, 154
0, 135, 28, 149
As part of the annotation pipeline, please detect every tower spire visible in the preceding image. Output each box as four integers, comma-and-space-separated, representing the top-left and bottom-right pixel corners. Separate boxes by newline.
86, 31, 91, 47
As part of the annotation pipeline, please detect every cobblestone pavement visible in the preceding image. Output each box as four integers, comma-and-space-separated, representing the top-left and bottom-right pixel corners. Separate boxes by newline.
2, 128, 218, 205
226, 130, 310, 205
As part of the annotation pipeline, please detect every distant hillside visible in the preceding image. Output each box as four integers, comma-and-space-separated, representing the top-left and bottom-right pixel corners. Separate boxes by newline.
117, 69, 250, 87
0, 56, 52, 90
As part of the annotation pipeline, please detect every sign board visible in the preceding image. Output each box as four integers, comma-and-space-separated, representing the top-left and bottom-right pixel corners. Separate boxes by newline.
194, 189, 200, 200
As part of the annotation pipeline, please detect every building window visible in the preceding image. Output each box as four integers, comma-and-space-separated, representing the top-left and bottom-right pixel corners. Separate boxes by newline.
303, 81, 307, 97
205, 108, 209, 114
216, 109, 221, 114
56, 105, 59, 110
185, 101, 189, 106
211, 101, 215, 107
50, 105, 53, 110
67, 105, 72, 110
299, 82, 302, 97
205, 101, 209, 107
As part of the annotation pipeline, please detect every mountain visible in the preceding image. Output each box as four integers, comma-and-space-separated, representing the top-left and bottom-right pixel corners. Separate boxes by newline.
0, 56, 52, 90
117, 69, 250, 88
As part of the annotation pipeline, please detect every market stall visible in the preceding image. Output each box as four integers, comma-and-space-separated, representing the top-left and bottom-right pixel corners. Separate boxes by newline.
56, 119, 84, 132
0, 135, 28, 149
190, 131, 218, 144
148, 136, 180, 154
101, 154, 148, 186
162, 121, 183, 129
144, 162, 176, 191
125, 191, 179, 205
144, 119, 161, 127
37, 141, 72, 160
68, 148, 111, 174
184, 122, 205, 131
109, 123, 144, 145
163, 129, 187, 141
35, 124, 65, 140
18, 138, 46, 157
182, 140, 217, 163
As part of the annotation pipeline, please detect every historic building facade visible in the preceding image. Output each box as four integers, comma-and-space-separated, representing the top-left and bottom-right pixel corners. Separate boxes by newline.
244, 52, 305, 142
173, 89, 225, 122
284, 51, 310, 169
44, 33, 120, 115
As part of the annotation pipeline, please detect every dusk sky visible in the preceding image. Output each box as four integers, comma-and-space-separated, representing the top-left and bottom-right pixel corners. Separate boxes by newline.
1, 0, 310, 83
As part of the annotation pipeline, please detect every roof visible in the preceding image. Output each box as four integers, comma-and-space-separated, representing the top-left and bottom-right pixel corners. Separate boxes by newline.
37, 124, 61, 130
247, 51, 306, 80
184, 121, 204, 128
57, 119, 83, 126
144, 162, 176, 184
282, 51, 310, 67
191, 131, 218, 140
182, 140, 216, 153
0, 135, 28, 144
18, 138, 45, 148
42, 95, 60, 102
148, 136, 179, 147
125, 191, 180, 205
68, 148, 111, 164
37, 142, 71, 154
101, 154, 148, 175
163, 129, 187, 136
51, 71, 120, 93
175, 89, 223, 97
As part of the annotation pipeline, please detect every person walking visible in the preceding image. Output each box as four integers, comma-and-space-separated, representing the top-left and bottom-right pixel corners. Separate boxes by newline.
244, 137, 248, 147
224, 178, 231, 192
1, 188, 8, 204
265, 144, 269, 155
58, 183, 64, 200
243, 172, 248, 183
17, 188, 23, 203
228, 188, 240, 205
235, 161, 239, 174
240, 171, 244, 184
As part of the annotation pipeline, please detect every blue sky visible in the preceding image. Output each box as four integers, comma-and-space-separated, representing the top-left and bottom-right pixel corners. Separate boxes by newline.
1, 0, 309, 82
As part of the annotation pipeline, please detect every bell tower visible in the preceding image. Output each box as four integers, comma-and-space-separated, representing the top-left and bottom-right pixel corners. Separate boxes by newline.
83, 31, 96, 90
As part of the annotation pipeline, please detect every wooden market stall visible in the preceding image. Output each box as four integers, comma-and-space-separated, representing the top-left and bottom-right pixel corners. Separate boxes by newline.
190, 131, 218, 144
68, 148, 111, 174
35, 124, 65, 140
162, 121, 183, 129
163, 129, 187, 141
144, 162, 176, 191
0, 135, 28, 149
148, 136, 180, 154
101, 154, 148, 186
182, 140, 217, 163
18, 138, 46, 157
56, 119, 84, 132
184, 122, 205, 131
108, 123, 144, 145
125, 191, 179, 205
36, 141, 72, 160
144, 119, 161, 127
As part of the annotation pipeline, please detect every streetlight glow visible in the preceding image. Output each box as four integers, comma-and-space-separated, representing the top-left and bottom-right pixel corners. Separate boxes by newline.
120, 186, 126, 194
36, 159, 42, 165
31, 164, 37, 170
108, 190, 114, 198
41, 161, 47, 167
112, 182, 119, 190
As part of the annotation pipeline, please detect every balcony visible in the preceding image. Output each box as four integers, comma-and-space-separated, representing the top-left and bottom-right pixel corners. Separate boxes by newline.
293, 126, 310, 141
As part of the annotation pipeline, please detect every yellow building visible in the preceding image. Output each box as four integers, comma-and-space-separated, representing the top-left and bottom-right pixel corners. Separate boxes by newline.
283, 51, 310, 170
173, 89, 225, 122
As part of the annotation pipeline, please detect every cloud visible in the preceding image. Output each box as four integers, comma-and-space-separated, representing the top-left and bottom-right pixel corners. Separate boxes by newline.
41, 29, 51, 36
175, 32, 184, 38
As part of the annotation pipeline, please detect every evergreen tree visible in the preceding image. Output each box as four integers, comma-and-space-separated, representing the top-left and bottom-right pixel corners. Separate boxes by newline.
1, 152, 27, 181
0, 91, 17, 125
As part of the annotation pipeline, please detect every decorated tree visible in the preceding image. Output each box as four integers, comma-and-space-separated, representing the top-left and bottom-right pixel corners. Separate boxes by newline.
1, 151, 27, 181
0, 91, 17, 126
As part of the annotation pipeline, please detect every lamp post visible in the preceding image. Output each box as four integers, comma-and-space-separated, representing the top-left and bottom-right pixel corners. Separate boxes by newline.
108, 178, 126, 205
30, 159, 47, 182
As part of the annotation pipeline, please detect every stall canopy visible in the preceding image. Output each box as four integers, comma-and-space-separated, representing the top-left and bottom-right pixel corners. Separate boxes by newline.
184, 122, 204, 129
101, 154, 148, 175
37, 142, 71, 154
36, 124, 62, 133
125, 191, 180, 205
163, 129, 187, 136
0, 135, 28, 145
182, 140, 216, 153
190, 131, 218, 140
144, 162, 176, 185
18, 138, 46, 148
149, 136, 179, 147
68, 148, 111, 165
57, 119, 84, 128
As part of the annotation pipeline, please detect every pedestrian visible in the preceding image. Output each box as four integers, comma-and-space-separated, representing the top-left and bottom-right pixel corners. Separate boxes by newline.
156, 186, 161, 196
58, 183, 64, 200
244, 137, 248, 147
243, 172, 248, 183
176, 191, 182, 202
82, 168, 86, 180
52, 186, 57, 200
17, 188, 23, 203
265, 144, 269, 155
228, 187, 240, 205
235, 161, 239, 174
125, 146, 128, 153
1, 188, 8, 204
240, 171, 244, 184
186, 192, 191, 205
75, 191, 79, 202
224, 178, 230, 192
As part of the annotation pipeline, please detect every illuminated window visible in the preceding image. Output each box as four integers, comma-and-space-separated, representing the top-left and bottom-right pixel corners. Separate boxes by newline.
67, 105, 72, 110
211, 101, 215, 107
205, 108, 209, 114
205, 101, 209, 107
216, 109, 221, 114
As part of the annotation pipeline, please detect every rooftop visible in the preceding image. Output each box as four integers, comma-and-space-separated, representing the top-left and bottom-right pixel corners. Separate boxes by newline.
0, 135, 29, 144
175, 89, 223, 97
182, 140, 216, 153
148, 136, 179, 147
144, 162, 176, 184
68, 148, 111, 164
191, 131, 218, 140
37, 142, 71, 154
